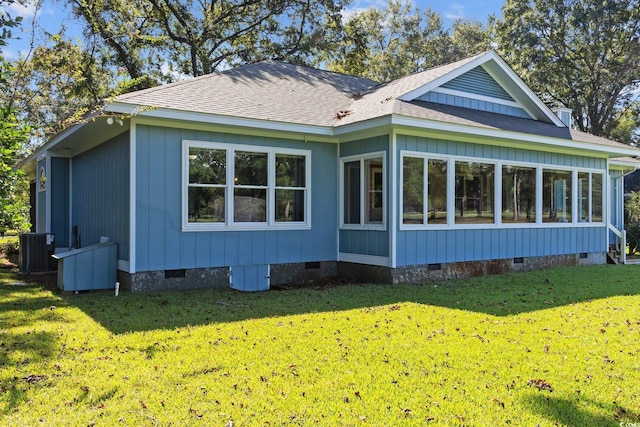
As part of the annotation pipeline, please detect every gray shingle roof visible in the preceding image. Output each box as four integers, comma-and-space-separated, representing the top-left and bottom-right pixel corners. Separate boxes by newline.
115, 61, 377, 127
112, 54, 634, 152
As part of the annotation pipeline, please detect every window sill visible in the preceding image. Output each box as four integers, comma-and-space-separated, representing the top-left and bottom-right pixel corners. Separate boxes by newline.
340, 224, 387, 232
398, 222, 606, 231
182, 223, 312, 232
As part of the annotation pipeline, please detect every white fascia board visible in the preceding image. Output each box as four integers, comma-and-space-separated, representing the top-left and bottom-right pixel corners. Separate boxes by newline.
609, 158, 640, 172
390, 114, 640, 158
106, 102, 336, 140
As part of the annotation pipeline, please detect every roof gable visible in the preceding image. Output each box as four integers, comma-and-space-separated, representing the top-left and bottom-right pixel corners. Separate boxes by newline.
441, 66, 515, 102
397, 51, 565, 126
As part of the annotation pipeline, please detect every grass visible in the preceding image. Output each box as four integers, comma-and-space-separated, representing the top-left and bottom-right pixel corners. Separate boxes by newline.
1, 265, 640, 426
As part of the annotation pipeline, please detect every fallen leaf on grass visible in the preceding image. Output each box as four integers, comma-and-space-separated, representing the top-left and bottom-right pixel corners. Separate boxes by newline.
527, 378, 553, 392
21, 375, 46, 384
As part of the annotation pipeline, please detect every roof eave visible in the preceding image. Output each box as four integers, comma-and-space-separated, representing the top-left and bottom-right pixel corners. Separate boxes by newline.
385, 114, 640, 158
107, 102, 338, 140
20, 109, 103, 167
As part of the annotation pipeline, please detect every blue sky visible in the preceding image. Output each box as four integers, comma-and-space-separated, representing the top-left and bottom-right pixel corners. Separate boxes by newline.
1, 0, 505, 60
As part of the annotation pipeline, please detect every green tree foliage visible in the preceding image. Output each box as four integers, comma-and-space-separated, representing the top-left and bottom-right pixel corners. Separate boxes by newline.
496, 0, 640, 140
68, 0, 348, 79
326, 0, 492, 82
5, 34, 116, 140
1, 0, 30, 231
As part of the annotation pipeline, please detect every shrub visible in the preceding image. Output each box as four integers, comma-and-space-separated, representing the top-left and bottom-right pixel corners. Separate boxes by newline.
626, 222, 640, 255
0, 237, 19, 255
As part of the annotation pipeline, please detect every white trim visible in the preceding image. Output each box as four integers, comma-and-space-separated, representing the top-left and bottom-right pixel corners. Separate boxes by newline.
339, 252, 390, 267
429, 87, 522, 109
389, 132, 397, 268
398, 150, 608, 231
129, 120, 137, 274
536, 166, 543, 222
182, 140, 311, 231
339, 151, 387, 230
391, 115, 637, 157
108, 103, 336, 139
68, 157, 73, 248
572, 170, 578, 224
495, 164, 503, 226
45, 156, 51, 233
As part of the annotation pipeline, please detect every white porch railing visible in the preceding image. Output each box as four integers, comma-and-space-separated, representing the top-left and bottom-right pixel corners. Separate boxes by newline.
608, 224, 626, 264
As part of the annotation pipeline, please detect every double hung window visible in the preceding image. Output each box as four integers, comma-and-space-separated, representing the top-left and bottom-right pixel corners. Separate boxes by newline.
184, 141, 310, 230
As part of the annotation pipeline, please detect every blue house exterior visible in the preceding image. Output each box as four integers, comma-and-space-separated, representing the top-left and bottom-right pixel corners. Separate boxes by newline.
26, 51, 640, 291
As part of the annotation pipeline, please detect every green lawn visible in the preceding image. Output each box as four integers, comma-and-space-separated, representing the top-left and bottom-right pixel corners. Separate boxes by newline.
1, 265, 639, 426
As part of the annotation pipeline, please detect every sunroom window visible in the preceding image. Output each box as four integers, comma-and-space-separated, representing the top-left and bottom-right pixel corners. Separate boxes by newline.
543, 169, 572, 223
184, 141, 310, 230
455, 161, 495, 224
402, 156, 447, 225
502, 165, 536, 223
591, 173, 603, 222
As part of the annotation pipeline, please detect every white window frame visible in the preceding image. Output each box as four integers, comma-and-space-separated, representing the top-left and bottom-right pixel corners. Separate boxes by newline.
399, 150, 606, 230
399, 153, 450, 227
182, 140, 311, 231
340, 151, 387, 231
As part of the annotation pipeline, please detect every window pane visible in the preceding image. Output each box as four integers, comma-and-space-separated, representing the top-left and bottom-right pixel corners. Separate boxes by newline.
403, 157, 424, 224
592, 173, 603, 222
543, 169, 572, 223
234, 188, 266, 222
365, 158, 383, 224
189, 148, 226, 184
234, 151, 267, 186
578, 172, 589, 222
428, 159, 447, 224
455, 162, 494, 224
276, 189, 305, 222
343, 161, 361, 224
188, 187, 225, 223
276, 155, 306, 187
502, 166, 536, 223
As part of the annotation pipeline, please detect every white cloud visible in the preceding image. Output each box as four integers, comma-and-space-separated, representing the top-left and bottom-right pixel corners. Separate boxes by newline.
1, 0, 38, 19
444, 3, 465, 20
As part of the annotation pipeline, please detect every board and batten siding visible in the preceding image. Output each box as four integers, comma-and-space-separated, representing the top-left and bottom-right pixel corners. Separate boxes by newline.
339, 135, 390, 258
442, 66, 514, 101
395, 134, 607, 267
417, 92, 530, 119
50, 157, 70, 248
72, 132, 130, 261
134, 124, 337, 273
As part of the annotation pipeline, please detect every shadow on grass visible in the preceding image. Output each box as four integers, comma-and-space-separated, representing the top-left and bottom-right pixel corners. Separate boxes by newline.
55, 264, 640, 334
0, 281, 63, 415
525, 394, 640, 427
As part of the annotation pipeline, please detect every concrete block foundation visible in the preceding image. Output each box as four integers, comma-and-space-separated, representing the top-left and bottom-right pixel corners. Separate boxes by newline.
116, 252, 606, 291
